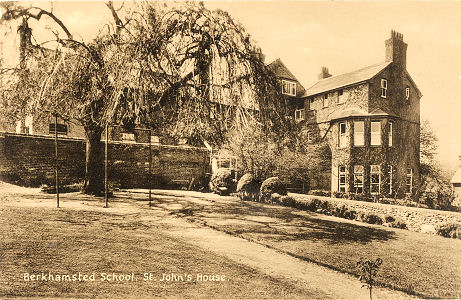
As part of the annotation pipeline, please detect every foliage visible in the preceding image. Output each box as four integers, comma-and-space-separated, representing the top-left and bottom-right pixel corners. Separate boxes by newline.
309, 189, 331, 197
0, 2, 286, 194
259, 177, 286, 203
435, 222, 461, 239
225, 122, 331, 190
209, 169, 235, 195
419, 119, 456, 210
356, 258, 383, 300
236, 173, 260, 201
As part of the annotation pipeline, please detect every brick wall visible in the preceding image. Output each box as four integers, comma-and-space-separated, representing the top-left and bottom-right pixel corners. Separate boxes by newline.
0, 132, 210, 188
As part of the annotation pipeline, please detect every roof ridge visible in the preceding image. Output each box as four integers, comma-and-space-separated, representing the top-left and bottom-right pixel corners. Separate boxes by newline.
317, 61, 389, 82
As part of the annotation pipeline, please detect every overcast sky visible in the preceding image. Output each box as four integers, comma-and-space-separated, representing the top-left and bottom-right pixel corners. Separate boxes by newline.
1, 1, 461, 167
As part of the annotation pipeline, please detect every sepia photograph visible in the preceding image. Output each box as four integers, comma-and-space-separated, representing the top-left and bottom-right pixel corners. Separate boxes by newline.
0, 1, 460, 299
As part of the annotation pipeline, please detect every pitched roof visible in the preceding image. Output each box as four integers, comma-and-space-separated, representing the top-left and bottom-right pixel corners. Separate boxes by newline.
303, 61, 391, 97
451, 167, 461, 184
267, 58, 306, 97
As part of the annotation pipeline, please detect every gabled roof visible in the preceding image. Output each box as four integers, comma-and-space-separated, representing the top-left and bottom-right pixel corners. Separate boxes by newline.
451, 168, 461, 184
303, 61, 391, 97
267, 58, 306, 97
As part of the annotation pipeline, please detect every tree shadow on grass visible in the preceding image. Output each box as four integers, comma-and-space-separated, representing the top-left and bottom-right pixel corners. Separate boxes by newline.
199, 200, 397, 245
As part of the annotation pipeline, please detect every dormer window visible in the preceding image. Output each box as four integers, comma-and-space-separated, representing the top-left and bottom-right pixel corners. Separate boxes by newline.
323, 94, 329, 108
337, 89, 345, 104
381, 79, 388, 98
405, 86, 410, 104
282, 80, 296, 96
294, 108, 305, 122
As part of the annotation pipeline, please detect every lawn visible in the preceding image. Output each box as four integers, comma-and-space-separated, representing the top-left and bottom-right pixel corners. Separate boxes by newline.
149, 190, 461, 299
0, 191, 325, 299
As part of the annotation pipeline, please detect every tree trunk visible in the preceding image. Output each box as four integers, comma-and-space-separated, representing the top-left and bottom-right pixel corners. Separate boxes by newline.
83, 125, 104, 195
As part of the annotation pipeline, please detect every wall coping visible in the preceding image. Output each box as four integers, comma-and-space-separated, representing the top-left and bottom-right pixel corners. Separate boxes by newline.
290, 193, 461, 217
0, 132, 210, 152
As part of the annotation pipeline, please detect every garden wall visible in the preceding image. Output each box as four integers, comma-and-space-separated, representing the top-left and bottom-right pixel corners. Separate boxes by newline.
0, 132, 210, 188
291, 193, 461, 233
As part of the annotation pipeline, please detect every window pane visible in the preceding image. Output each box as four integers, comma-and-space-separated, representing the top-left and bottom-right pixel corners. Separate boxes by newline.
354, 121, 364, 146
371, 121, 381, 145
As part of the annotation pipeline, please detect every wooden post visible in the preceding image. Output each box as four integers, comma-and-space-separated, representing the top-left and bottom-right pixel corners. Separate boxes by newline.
54, 113, 60, 208
104, 123, 108, 208
149, 129, 152, 207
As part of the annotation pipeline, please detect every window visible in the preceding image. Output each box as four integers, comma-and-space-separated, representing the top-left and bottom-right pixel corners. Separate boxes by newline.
295, 108, 305, 121
49, 123, 68, 136
282, 80, 296, 96
388, 121, 393, 147
337, 89, 345, 104
323, 93, 329, 108
370, 165, 381, 195
122, 132, 135, 142
353, 165, 364, 194
405, 86, 410, 104
370, 121, 381, 146
406, 168, 413, 195
388, 166, 394, 195
307, 131, 313, 142
353, 121, 365, 146
150, 135, 160, 145
338, 166, 347, 192
339, 122, 347, 148
381, 79, 387, 98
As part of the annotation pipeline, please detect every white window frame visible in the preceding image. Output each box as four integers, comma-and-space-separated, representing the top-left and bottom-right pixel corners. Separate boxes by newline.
353, 121, 365, 147
381, 79, 388, 98
405, 86, 410, 102
307, 131, 313, 142
406, 168, 413, 195
150, 135, 160, 145
294, 108, 305, 121
388, 121, 393, 147
370, 121, 381, 146
122, 132, 135, 142
338, 165, 347, 192
353, 165, 364, 194
282, 79, 296, 96
337, 89, 345, 104
388, 165, 394, 195
370, 165, 381, 195
339, 122, 347, 148
323, 93, 329, 108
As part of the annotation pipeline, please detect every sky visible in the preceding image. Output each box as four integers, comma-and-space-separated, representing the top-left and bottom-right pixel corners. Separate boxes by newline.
1, 1, 461, 167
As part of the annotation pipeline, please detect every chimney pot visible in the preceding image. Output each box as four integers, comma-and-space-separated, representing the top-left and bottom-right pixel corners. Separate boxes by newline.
318, 66, 332, 80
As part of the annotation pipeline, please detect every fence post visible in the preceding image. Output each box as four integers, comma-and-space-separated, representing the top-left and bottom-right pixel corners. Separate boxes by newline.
54, 113, 60, 208
104, 123, 109, 208
149, 129, 152, 207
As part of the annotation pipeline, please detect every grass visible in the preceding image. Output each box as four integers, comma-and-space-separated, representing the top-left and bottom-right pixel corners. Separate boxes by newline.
164, 192, 461, 299
0, 197, 324, 299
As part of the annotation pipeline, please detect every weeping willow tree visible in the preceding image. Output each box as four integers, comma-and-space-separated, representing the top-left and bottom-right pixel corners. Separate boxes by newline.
0, 1, 289, 194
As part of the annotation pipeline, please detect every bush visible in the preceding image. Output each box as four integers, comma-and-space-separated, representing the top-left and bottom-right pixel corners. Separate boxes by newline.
236, 173, 260, 201
209, 169, 235, 195
280, 195, 297, 207
361, 213, 384, 225
435, 222, 461, 239
309, 189, 331, 197
259, 177, 287, 203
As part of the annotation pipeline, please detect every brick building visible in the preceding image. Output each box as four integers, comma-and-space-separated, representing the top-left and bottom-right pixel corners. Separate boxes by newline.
296, 30, 421, 198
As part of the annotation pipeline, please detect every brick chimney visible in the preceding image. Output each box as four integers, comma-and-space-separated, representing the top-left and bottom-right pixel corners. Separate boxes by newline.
318, 66, 332, 80
385, 30, 407, 70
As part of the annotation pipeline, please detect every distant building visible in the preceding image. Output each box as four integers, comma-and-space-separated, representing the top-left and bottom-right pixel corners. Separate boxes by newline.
451, 157, 461, 205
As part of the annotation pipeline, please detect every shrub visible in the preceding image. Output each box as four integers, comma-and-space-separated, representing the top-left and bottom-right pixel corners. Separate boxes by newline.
363, 213, 384, 225
259, 177, 287, 203
236, 173, 260, 201
209, 169, 235, 195
435, 222, 461, 239
280, 195, 297, 207
309, 189, 331, 197
333, 191, 347, 199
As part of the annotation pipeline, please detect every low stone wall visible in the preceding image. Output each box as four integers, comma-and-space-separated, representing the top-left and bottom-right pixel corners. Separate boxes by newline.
291, 193, 461, 233
0, 132, 210, 188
